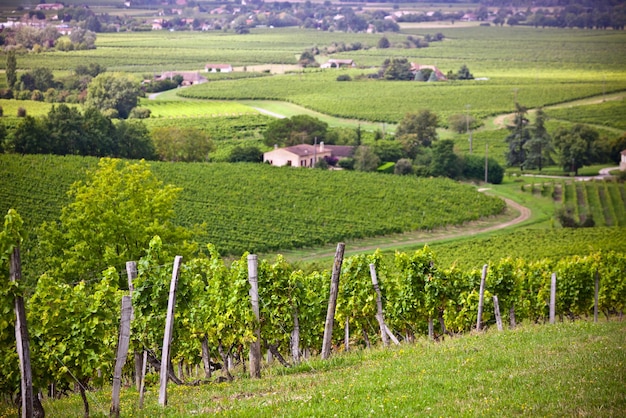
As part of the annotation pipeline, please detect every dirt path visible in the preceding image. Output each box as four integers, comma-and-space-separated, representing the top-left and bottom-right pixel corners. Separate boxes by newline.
285, 194, 532, 262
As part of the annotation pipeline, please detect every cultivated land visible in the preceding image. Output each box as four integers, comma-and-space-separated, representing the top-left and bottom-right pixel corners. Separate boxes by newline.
1, 17, 626, 418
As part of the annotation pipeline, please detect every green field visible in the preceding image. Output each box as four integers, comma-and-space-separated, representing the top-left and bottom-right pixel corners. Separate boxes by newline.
14, 320, 625, 417
0, 154, 506, 257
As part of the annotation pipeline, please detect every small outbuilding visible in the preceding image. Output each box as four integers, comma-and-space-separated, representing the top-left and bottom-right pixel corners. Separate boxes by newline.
620, 149, 626, 171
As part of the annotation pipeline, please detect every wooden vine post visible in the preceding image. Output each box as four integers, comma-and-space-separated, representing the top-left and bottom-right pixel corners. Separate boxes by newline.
321, 243, 345, 359
125, 261, 143, 391
594, 270, 599, 323
11, 246, 34, 418
493, 295, 503, 331
476, 264, 488, 331
369, 263, 389, 347
110, 296, 132, 418
247, 254, 261, 379
549, 272, 556, 324
159, 256, 182, 407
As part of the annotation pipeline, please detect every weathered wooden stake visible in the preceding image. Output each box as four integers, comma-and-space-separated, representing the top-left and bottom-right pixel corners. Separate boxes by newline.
509, 306, 516, 329
201, 335, 212, 379
110, 296, 132, 418
138, 350, 147, 409
344, 318, 350, 352
247, 254, 262, 378
428, 317, 434, 341
384, 324, 400, 346
11, 246, 34, 418
493, 295, 503, 331
594, 270, 599, 323
290, 308, 300, 364
549, 272, 556, 324
369, 264, 389, 347
476, 264, 488, 331
321, 243, 345, 359
159, 255, 182, 407
125, 261, 143, 391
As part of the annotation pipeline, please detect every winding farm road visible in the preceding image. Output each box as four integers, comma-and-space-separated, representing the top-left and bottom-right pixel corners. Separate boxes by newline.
289, 194, 532, 262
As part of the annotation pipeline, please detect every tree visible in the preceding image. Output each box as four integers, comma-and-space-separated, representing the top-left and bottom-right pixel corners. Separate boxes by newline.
462, 154, 504, 184
430, 139, 460, 178
372, 139, 405, 163
396, 110, 439, 147
353, 146, 380, 172
45, 104, 85, 155
383, 58, 413, 81
523, 108, 553, 171
229, 145, 263, 163
5, 50, 16, 89
394, 158, 413, 175
298, 50, 318, 67
552, 124, 600, 175
456, 64, 474, 80
8, 115, 47, 154
505, 102, 531, 170
448, 113, 477, 134
20, 67, 55, 92
114, 119, 156, 160
85, 72, 141, 119
377, 36, 390, 48
36, 158, 195, 283
151, 126, 214, 162
263, 115, 328, 148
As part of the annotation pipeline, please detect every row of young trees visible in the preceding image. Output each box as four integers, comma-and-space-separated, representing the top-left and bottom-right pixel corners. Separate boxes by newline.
0, 105, 217, 162
1, 159, 623, 414
505, 104, 626, 174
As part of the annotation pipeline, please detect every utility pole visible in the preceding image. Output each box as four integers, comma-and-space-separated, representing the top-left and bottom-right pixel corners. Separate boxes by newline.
484, 142, 488, 183
466, 104, 472, 154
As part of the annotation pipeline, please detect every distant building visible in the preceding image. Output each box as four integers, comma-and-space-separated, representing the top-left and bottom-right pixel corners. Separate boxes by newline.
320, 59, 356, 69
205, 63, 233, 73
620, 150, 626, 171
35, 3, 64, 10
410, 63, 447, 81
155, 71, 207, 86
263, 142, 354, 168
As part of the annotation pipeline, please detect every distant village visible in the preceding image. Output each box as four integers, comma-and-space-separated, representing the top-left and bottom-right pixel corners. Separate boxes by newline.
1, 0, 623, 39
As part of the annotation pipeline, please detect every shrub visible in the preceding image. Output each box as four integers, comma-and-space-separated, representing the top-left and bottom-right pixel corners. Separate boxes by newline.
338, 158, 355, 170
17, 107, 27, 117
0, 105, 3, 117
0, 89, 13, 99
336, 74, 352, 82
129, 107, 151, 119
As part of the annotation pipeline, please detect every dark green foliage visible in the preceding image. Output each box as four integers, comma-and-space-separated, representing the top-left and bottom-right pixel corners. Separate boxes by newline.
299, 50, 318, 67
229, 145, 263, 163
129, 107, 151, 119
263, 115, 328, 147
456, 65, 474, 80
5, 50, 16, 90
523, 108, 553, 171
377, 36, 390, 49
396, 110, 439, 147
430, 139, 460, 179
394, 158, 413, 175
505, 103, 531, 169
461, 154, 504, 184
7, 105, 156, 159
383, 58, 413, 81
372, 139, 405, 163
552, 124, 601, 175
336, 74, 352, 82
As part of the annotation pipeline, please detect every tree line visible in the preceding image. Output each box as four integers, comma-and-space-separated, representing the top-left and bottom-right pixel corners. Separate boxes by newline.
505, 104, 626, 175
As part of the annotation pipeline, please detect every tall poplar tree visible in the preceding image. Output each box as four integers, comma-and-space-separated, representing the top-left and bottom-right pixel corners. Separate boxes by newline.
5, 50, 16, 89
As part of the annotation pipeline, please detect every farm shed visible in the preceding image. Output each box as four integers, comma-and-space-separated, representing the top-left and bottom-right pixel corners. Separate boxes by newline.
155, 71, 207, 85
205, 64, 233, 73
320, 59, 356, 69
264, 143, 354, 167
410, 63, 447, 81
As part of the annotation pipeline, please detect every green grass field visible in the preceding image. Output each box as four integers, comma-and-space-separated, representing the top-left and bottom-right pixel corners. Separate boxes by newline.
13, 320, 624, 417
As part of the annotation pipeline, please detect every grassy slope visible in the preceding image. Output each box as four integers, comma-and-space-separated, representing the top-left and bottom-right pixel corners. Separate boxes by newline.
25, 320, 626, 417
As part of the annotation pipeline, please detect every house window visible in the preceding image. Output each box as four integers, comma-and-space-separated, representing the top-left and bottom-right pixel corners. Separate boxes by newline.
287, 160, 292, 166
